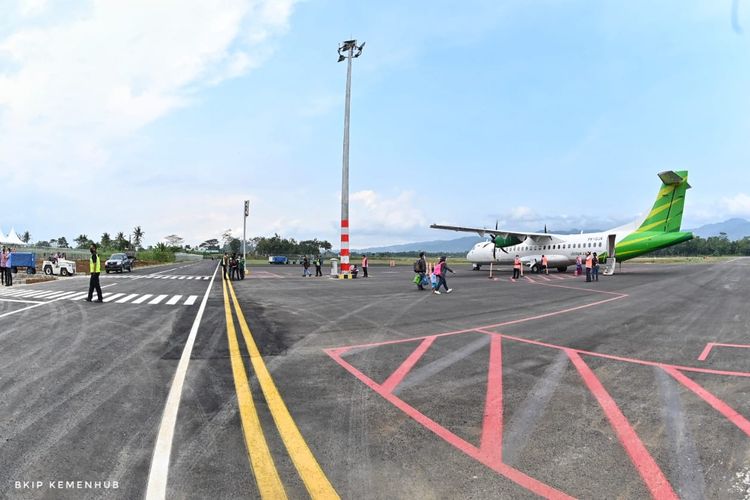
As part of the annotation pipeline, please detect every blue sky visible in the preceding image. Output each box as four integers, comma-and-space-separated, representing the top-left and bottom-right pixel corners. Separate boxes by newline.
1, 0, 749, 247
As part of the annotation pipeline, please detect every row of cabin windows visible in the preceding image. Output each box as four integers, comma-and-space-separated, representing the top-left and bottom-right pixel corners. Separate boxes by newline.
508, 241, 604, 252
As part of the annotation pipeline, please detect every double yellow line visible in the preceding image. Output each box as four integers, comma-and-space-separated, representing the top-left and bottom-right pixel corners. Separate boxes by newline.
222, 276, 339, 499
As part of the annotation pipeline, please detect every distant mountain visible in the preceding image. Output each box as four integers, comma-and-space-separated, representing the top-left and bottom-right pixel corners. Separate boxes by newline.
689, 218, 750, 240
354, 236, 484, 254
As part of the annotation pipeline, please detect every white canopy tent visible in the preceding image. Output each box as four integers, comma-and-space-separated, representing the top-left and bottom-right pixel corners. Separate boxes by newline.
0, 227, 26, 246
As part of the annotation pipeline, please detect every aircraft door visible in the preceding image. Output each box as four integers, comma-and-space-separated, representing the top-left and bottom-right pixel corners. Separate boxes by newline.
604, 234, 617, 276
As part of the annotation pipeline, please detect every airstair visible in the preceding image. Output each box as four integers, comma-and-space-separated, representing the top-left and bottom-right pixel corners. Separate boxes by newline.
603, 257, 616, 276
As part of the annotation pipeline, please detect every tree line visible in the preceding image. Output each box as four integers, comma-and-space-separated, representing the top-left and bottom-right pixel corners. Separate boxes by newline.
35, 226, 145, 251
651, 234, 750, 256
204, 232, 333, 256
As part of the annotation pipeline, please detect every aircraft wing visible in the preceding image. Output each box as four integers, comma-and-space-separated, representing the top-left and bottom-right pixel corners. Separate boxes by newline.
430, 224, 556, 241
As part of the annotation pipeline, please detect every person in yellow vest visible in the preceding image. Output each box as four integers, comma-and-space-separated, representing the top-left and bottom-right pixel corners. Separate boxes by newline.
585, 251, 593, 282
86, 244, 103, 302
541, 254, 549, 275
513, 255, 522, 280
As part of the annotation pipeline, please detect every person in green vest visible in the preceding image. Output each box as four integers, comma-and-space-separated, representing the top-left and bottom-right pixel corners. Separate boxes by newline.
86, 244, 103, 302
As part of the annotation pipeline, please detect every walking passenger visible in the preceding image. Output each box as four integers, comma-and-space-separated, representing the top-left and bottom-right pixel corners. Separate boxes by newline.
414, 252, 427, 290
302, 256, 312, 277
362, 254, 369, 278
433, 256, 454, 294
575, 255, 582, 276
541, 254, 549, 275
585, 251, 593, 282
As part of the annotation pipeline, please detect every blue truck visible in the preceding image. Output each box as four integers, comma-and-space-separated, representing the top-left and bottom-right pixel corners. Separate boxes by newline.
8, 252, 37, 274
267, 256, 288, 265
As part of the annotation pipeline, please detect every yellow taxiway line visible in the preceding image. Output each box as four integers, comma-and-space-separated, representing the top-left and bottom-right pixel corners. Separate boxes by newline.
226, 278, 339, 499
222, 277, 288, 499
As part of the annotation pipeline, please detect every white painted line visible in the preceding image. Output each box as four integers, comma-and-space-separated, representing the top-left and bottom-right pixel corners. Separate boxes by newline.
52, 292, 80, 300
146, 264, 219, 499
149, 294, 168, 305
177, 276, 186, 280
166, 295, 182, 305
67, 292, 91, 301
0, 290, 84, 320
0, 298, 45, 304
103, 293, 125, 303
183, 295, 198, 306
43, 291, 72, 299
186, 276, 193, 280
0, 283, 118, 321
131, 294, 153, 304
26, 290, 64, 297
152, 267, 178, 275
169, 276, 178, 280
1, 290, 33, 296
116, 293, 140, 303
28, 291, 60, 298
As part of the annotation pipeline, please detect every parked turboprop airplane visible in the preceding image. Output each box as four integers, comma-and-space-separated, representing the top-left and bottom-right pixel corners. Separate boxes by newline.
430, 171, 693, 275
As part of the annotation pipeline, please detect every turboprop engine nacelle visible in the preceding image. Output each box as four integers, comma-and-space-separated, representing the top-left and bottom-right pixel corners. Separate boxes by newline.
493, 235, 522, 248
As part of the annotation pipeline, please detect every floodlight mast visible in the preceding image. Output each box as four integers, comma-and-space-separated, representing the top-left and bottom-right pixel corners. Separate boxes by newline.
337, 39, 364, 276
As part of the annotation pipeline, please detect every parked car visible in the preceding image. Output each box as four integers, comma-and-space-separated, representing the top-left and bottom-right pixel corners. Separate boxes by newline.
105, 253, 133, 273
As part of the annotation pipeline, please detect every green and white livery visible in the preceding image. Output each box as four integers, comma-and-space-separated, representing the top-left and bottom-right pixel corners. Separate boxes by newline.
431, 171, 693, 274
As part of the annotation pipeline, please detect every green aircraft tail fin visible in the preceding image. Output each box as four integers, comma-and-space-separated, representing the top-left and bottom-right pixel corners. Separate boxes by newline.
636, 170, 691, 233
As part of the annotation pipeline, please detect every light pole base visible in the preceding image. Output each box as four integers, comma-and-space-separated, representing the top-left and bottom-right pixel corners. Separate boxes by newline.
338, 273, 353, 280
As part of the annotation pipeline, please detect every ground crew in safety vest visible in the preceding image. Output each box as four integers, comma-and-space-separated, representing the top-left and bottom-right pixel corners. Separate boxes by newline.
541, 255, 549, 275
86, 244, 103, 302
513, 255, 522, 280
585, 251, 593, 283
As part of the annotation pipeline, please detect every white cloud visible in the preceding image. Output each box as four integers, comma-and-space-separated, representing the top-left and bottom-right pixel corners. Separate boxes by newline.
17, 0, 48, 17
350, 190, 427, 236
0, 0, 296, 187
721, 193, 750, 216
508, 206, 535, 220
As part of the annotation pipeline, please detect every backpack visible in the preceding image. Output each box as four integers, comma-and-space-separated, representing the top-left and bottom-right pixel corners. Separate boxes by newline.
413, 259, 421, 272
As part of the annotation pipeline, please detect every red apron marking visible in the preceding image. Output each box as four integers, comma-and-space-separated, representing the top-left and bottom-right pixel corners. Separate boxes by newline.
567, 350, 678, 500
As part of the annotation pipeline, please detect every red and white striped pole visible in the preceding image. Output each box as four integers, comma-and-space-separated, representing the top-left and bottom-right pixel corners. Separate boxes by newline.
337, 39, 363, 277
340, 218, 350, 274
